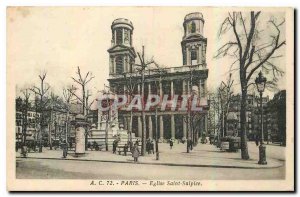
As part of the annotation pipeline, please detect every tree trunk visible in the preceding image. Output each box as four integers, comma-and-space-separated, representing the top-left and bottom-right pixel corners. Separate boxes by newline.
141, 72, 146, 156
49, 109, 53, 150
240, 87, 250, 160
22, 107, 28, 147
39, 93, 43, 152
224, 114, 227, 136
82, 85, 86, 116
105, 99, 110, 151
129, 109, 133, 150
66, 109, 69, 144
155, 107, 159, 160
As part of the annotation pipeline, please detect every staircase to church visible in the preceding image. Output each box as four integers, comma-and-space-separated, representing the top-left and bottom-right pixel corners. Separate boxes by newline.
88, 128, 139, 147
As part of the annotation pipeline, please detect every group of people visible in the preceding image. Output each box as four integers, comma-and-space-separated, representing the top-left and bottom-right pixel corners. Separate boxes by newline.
168, 138, 193, 150
112, 139, 140, 163
146, 139, 155, 154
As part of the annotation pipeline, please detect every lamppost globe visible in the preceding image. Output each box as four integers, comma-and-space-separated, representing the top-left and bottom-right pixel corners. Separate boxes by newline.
255, 71, 267, 93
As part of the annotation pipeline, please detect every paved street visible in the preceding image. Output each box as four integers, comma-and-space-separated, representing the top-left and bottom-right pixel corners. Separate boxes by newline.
16, 142, 285, 180
16, 157, 285, 180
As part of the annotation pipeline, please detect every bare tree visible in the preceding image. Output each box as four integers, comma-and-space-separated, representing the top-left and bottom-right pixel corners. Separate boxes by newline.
217, 73, 234, 138
20, 89, 31, 148
71, 66, 95, 116
135, 46, 154, 156
48, 92, 60, 150
123, 71, 138, 150
63, 85, 76, 146
98, 85, 118, 151
207, 92, 217, 139
71, 67, 95, 150
30, 72, 50, 152
150, 62, 167, 160
216, 11, 285, 159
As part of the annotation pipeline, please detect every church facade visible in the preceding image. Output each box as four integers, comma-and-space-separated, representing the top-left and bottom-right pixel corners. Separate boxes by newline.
106, 12, 209, 141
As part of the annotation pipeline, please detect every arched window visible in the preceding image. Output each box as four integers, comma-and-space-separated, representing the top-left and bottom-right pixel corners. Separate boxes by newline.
116, 28, 123, 45
191, 50, 197, 65
191, 21, 196, 33
115, 56, 124, 74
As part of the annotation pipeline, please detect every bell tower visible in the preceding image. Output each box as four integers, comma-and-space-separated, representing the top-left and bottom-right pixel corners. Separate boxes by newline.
181, 12, 207, 66
108, 18, 136, 75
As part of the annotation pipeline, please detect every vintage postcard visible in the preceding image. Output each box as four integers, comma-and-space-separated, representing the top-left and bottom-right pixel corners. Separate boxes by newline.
6, 6, 294, 191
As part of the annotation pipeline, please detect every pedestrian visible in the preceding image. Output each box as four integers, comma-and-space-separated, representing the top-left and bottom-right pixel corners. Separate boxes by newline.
255, 134, 259, 146
132, 143, 140, 163
124, 143, 128, 156
189, 139, 193, 150
150, 140, 154, 154
21, 145, 27, 158
135, 139, 139, 146
146, 139, 150, 154
15, 142, 18, 152
62, 140, 68, 158
113, 140, 117, 154
169, 139, 173, 149
33, 141, 37, 152
129, 140, 133, 151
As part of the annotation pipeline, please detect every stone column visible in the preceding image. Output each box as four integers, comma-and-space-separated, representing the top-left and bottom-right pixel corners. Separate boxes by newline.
128, 116, 132, 133
138, 116, 142, 137
186, 48, 189, 65
183, 80, 186, 94
97, 109, 102, 130
114, 30, 116, 45
199, 79, 202, 98
122, 28, 125, 44
148, 83, 151, 95
170, 80, 174, 97
187, 80, 190, 95
204, 80, 207, 97
205, 114, 208, 136
183, 116, 187, 140
138, 84, 141, 94
124, 116, 128, 130
148, 116, 153, 139
123, 55, 126, 73
113, 57, 116, 74
171, 114, 175, 139
159, 115, 164, 141
159, 81, 163, 99
197, 46, 201, 64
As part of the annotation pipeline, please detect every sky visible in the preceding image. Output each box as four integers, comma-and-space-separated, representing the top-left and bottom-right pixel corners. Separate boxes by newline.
7, 7, 287, 102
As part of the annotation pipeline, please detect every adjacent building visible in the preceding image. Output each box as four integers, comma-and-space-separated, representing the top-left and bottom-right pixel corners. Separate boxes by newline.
226, 90, 286, 145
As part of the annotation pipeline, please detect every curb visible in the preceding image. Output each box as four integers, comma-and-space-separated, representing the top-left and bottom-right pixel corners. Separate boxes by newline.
16, 156, 283, 169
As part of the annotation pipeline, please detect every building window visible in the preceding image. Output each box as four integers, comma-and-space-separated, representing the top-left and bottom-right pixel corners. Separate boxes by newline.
191, 21, 196, 33
191, 50, 197, 65
124, 29, 130, 44
116, 28, 123, 45
115, 56, 124, 74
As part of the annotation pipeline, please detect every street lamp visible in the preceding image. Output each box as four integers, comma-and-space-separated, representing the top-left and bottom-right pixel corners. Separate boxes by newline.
255, 71, 267, 165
